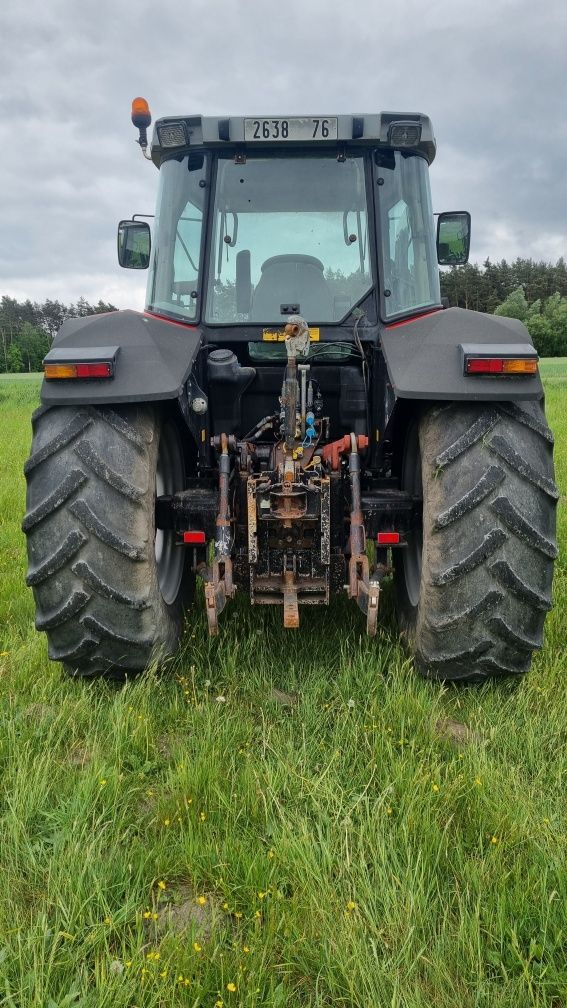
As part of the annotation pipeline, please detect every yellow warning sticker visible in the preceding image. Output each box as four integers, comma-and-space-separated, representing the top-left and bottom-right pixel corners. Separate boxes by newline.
262, 328, 320, 342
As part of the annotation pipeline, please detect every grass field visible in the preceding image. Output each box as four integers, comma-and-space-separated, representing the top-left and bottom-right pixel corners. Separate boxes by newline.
0, 370, 565, 1008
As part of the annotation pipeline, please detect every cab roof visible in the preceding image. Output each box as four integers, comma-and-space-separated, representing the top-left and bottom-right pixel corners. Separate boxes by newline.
150, 112, 436, 167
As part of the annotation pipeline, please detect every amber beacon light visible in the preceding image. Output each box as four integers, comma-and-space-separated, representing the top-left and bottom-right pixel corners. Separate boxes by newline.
131, 97, 152, 159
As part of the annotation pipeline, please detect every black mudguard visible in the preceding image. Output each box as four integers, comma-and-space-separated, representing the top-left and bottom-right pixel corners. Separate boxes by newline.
40, 310, 202, 406
380, 307, 543, 401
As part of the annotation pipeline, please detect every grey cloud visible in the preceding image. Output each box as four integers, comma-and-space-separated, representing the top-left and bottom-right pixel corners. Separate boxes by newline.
1, 0, 565, 308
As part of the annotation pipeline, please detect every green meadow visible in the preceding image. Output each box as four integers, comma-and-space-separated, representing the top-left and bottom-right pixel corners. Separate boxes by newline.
0, 369, 565, 1007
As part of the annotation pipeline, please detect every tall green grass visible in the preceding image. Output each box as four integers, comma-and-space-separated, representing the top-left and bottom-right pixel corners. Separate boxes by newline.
0, 371, 565, 1007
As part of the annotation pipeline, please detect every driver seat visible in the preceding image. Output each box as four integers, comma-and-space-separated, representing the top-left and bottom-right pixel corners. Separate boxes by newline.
250, 254, 332, 323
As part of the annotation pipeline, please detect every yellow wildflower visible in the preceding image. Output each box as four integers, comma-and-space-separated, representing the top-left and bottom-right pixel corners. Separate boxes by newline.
215, 1001, 224, 1007
227, 982, 237, 992
234, 911, 243, 919
199, 811, 207, 821
143, 911, 152, 919
99, 779, 107, 787
193, 941, 202, 952
243, 945, 250, 953
491, 836, 499, 844
432, 783, 439, 793
196, 895, 207, 906
222, 902, 230, 910
157, 880, 166, 890
345, 900, 357, 912
267, 849, 275, 859
163, 818, 171, 826
103, 917, 111, 925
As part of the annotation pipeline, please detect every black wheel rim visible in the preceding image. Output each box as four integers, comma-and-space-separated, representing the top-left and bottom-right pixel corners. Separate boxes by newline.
155, 423, 185, 606
402, 423, 423, 609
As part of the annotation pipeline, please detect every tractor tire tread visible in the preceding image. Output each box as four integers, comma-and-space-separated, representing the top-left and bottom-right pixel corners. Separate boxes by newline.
487, 434, 559, 498
396, 400, 557, 682
35, 590, 91, 631
24, 405, 190, 678
433, 465, 505, 529
74, 439, 146, 501
24, 411, 93, 474
68, 498, 146, 560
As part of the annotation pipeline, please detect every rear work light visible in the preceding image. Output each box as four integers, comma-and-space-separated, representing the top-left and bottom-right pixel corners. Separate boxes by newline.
388, 121, 422, 146
44, 361, 113, 379
460, 342, 538, 377
156, 121, 189, 148
183, 531, 206, 544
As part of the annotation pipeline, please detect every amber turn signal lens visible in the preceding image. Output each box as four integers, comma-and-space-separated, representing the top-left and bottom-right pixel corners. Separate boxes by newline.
502, 358, 538, 374
44, 364, 77, 379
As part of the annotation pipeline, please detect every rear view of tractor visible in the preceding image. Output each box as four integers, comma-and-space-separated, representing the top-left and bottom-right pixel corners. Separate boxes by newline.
23, 102, 558, 681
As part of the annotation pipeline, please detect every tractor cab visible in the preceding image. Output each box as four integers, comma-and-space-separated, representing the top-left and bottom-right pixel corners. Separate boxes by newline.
120, 109, 470, 333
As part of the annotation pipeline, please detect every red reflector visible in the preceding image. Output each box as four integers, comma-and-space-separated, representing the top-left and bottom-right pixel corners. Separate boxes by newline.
183, 531, 206, 544
75, 362, 113, 378
377, 532, 400, 545
465, 357, 504, 374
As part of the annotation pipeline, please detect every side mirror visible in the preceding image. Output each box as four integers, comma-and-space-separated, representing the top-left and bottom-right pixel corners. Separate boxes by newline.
117, 220, 151, 269
436, 211, 471, 266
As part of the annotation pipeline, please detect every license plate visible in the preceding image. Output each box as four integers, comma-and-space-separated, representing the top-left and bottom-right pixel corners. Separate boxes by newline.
244, 117, 338, 142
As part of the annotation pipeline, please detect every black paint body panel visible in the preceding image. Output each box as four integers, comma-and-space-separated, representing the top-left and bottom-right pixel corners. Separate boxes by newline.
380, 307, 543, 400
40, 310, 202, 406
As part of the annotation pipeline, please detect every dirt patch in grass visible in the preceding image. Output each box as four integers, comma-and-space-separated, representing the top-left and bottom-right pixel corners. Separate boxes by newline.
144, 883, 221, 941
435, 717, 482, 747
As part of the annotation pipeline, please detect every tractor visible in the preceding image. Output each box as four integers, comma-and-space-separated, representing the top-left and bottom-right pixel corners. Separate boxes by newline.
23, 101, 558, 681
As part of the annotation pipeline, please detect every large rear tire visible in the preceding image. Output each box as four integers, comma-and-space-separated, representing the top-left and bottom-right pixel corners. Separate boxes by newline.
394, 401, 558, 682
23, 405, 193, 679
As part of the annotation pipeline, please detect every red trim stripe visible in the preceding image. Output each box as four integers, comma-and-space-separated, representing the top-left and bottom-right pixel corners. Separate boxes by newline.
144, 310, 198, 329
385, 308, 443, 329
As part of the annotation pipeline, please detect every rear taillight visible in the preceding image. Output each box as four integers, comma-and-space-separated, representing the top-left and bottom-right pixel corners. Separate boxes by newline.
44, 361, 113, 379
464, 357, 538, 376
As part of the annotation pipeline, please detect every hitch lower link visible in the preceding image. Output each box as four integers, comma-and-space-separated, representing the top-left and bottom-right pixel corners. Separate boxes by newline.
203, 434, 235, 635
346, 434, 380, 636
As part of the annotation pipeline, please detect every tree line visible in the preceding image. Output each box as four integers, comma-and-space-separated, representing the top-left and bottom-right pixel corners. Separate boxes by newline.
439, 257, 567, 357
1, 256, 567, 371
0, 296, 117, 373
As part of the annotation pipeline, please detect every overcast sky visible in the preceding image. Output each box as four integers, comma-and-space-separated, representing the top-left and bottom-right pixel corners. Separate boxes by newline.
1, 0, 566, 310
